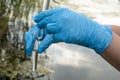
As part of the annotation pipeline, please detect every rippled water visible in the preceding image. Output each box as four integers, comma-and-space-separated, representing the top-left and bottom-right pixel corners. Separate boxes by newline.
41, 0, 120, 80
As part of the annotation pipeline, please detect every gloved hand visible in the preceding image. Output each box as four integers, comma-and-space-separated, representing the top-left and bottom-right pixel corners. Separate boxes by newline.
24, 25, 41, 56
25, 8, 113, 55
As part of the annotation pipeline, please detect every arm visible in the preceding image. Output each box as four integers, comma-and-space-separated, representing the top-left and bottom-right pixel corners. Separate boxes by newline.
111, 25, 120, 36
102, 25, 120, 71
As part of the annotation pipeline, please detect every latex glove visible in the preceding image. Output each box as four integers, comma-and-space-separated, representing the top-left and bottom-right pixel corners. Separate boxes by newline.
28, 8, 113, 55
24, 25, 41, 56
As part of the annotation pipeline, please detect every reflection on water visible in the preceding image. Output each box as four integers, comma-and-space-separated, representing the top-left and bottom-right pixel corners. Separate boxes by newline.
47, 43, 120, 80
53, 64, 120, 80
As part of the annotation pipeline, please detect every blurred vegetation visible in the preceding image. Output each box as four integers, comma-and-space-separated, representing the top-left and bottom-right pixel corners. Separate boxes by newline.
0, 0, 42, 79
0, 0, 42, 46
0, 0, 59, 79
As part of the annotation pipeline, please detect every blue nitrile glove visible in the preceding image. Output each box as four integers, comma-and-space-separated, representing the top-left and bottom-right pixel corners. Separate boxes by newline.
26, 8, 113, 55
24, 25, 41, 56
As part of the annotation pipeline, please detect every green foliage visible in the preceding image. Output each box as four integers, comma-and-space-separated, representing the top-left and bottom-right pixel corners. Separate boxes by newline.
0, 0, 41, 20
0, 0, 42, 44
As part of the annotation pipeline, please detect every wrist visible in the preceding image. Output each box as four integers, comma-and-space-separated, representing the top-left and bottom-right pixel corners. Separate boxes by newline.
92, 25, 113, 54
